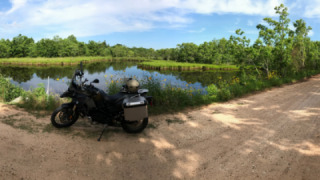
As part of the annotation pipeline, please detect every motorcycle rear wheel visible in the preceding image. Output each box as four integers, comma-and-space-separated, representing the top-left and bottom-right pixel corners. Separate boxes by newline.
121, 118, 148, 133
51, 106, 79, 128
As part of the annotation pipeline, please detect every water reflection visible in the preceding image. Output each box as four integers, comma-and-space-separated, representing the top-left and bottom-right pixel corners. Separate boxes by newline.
0, 62, 238, 94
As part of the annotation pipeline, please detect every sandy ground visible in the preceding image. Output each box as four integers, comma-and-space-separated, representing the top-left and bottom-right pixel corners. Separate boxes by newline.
1, 75, 320, 180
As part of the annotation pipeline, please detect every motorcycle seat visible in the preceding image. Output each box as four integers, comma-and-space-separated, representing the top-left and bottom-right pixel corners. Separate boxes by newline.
100, 91, 126, 104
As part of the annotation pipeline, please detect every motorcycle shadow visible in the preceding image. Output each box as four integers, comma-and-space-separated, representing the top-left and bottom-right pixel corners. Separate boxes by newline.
48, 117, 148, 140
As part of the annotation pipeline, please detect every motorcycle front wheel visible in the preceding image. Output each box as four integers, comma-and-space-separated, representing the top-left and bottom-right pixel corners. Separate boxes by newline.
121, 118, 148, 133
51, 106, 79, 128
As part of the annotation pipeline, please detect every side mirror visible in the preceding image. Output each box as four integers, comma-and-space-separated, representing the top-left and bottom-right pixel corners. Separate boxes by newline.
80, 62, 83, 75
75, 69, 81, 76
92, 79, 99, 83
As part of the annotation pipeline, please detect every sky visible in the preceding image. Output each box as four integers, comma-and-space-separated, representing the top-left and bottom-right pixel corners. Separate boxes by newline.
0, 0, 320, 49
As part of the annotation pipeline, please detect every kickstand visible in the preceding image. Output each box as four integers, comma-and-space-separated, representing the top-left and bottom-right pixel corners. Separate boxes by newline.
97, 124, 108, 141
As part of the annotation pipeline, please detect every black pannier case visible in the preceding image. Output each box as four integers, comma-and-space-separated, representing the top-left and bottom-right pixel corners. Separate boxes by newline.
122, 96, 148, 121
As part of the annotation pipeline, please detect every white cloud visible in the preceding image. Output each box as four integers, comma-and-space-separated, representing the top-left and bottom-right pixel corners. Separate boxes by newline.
308, 30, 314, 37
188, 27, 206, 33
304, 0, 320, 18
0, 0, 310, 39
247, 20, 254, 27
6, 0, 27, 14
181, 0, 285, 15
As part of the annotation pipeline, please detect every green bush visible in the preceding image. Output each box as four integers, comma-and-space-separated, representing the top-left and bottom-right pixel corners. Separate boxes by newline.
207, 84, 219, 101
19, 83, 60, 111
0, 75, 25, 102
218, 87, 232, 101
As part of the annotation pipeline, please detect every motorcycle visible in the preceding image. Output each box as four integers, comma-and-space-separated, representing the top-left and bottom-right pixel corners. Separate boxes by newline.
51, 62, 152, 141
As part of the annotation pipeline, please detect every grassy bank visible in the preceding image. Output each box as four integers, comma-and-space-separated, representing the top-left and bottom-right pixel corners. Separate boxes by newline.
138, 60, 239, 71
0, 57, 238, 72
1, 70, 320, 115
0, 56, 114, 65
0, 56, 151, 66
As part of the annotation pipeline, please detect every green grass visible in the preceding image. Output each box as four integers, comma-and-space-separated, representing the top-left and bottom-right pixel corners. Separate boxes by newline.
0, 57, 236, 71
0, 56, 113, 65
0, 56, 152, 65
139, 60, 239, 70
1, 115, 43, 134
165, 118, 185, 125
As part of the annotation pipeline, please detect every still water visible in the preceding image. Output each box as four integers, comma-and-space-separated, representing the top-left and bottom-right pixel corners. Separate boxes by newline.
0, 62, 238, 94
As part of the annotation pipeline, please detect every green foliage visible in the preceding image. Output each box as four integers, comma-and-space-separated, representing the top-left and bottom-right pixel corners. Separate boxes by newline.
18, 83, 59, 111
105, 75, 208, 114
207, 84, 219, 100
0, 74, 25, 102
10, 34, 34, 57
0, 39, 11, 58
0, 77, 60, 111
177, 43, 198, 63
139, 60, 238, 70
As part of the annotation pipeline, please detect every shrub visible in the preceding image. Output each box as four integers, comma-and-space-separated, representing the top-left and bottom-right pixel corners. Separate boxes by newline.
19, 83, 60, 111
207, 84, 219, 101
0, 75, 25, 102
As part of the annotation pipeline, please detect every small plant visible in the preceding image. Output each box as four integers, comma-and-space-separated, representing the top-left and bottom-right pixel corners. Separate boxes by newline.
42, 124, 54, 133
165, 118, 185, 125
147, 123, 159, 129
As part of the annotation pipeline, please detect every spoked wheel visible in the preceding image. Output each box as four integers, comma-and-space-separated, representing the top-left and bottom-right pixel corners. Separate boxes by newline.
121, 118, 148, 133
51, 106, 79, 128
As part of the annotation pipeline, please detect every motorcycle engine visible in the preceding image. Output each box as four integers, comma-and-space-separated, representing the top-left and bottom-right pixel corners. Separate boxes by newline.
89, 110, 111, 124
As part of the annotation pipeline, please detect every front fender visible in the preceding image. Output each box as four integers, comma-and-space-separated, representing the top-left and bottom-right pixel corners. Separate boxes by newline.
61, 102, 76, 109
60, 90, 74, 98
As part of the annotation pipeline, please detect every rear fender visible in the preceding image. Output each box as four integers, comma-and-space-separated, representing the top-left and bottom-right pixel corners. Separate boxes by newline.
145, 96, 153, 106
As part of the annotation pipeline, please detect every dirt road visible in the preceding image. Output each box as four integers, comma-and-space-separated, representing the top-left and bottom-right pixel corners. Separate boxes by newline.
1, 75, 320, 180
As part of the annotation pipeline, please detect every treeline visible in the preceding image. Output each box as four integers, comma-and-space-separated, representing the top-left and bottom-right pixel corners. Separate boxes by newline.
0, 33, 233, 63
1, 4, 320, 76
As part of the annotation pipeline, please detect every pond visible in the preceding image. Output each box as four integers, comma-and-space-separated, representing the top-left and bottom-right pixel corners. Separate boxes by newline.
0, 62, 239, 94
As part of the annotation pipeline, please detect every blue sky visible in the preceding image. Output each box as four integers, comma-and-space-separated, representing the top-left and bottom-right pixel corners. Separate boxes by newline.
0, 0, 320, 49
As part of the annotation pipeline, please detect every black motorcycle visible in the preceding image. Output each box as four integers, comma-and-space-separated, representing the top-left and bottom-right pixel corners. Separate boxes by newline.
51, 62, 152, 141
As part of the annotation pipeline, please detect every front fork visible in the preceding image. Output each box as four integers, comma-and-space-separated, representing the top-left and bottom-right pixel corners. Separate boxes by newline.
61, 100, 80, 116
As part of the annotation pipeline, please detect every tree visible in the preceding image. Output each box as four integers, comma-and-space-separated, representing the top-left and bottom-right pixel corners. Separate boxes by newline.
305, 41, 320, 70
0, 39, 11, 58
256, 4, 293, 75
36, 38, 59, 57
177, 43, 198, 63
253, 38, 273, 77
291, 19, 312, 71
10, 34, 34, 57
229, 29, 251, 67
197, 41, 215, 64
110, 44, 128, 57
